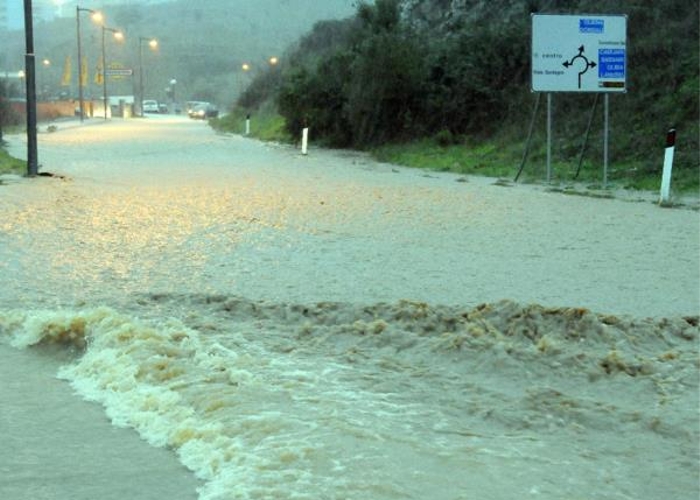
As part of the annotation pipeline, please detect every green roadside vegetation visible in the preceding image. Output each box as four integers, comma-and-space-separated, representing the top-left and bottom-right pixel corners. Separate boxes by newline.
371, 132, 700, 193
1, 78, 25, 178
214, 104, 699, 194
211, 102, 292, 144
0, 145, 25, 177
213, 0, 699, 195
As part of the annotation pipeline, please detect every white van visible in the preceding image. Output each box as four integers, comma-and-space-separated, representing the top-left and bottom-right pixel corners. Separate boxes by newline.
142, 100, 159, 113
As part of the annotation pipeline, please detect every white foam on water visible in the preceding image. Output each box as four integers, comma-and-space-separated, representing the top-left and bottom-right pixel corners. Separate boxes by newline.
1, 300, 698, 499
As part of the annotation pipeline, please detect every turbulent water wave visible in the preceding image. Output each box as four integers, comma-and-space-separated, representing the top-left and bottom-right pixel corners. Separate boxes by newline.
1, 297, 698, 499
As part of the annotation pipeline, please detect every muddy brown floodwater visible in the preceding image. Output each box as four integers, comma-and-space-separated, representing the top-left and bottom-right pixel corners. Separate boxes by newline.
1, 116, 698, 500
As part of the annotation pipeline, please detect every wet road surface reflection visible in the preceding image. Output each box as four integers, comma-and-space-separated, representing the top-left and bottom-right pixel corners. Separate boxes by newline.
1, 116, 698, 317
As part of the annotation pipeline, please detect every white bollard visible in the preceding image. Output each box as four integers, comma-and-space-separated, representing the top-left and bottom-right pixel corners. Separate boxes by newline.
301, 127, 309, 155
245, 116, 250, 135
659, 128, 676, 205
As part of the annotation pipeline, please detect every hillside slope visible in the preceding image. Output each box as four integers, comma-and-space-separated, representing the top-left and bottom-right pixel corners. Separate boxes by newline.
236, 0, 698, 184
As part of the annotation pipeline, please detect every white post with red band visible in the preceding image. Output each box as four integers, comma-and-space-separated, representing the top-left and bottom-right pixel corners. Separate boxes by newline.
659, 128, 676, 205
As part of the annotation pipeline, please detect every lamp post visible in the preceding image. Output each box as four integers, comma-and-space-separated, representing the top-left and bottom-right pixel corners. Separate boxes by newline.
162, 78, 177, 114
101, 25, 124, 120
23, 0, 38, 176
138, 36, 157, 117
76, 6, 102, 122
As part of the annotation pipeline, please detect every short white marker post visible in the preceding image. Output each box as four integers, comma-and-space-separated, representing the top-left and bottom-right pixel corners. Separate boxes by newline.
301, 127, 309, 155
659, 128, 676, 205
245, 114, 250, 135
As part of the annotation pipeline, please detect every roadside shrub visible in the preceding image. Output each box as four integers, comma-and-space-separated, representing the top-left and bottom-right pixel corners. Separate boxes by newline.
434, 129, 454, 147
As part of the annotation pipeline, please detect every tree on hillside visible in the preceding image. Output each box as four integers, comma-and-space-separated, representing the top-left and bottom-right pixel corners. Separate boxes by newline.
346, 29, 427, 145
257, 0, 699, 175
277, 0, 428, 146
423, 18, 530, 137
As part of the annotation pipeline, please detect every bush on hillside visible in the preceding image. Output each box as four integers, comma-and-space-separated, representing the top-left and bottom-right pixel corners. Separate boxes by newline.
238, 0, 699, 176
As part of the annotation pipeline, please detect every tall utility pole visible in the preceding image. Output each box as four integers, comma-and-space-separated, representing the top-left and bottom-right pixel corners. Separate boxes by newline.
76, 7, 101, 122
138, 37, 158, 117
101, 26, 123, 120
23, 0, 38, 176
76, 5, 85, 121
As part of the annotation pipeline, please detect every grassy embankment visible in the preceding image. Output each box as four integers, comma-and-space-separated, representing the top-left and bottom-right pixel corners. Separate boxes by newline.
212, 108, 699, 197
212, 104, 291, 144
0, 144, 25, 178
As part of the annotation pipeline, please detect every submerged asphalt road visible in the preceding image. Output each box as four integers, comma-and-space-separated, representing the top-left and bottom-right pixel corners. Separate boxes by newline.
2, 115, 698, 317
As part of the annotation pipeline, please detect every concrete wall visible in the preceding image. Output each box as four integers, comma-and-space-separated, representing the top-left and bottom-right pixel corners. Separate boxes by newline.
9, 100, 76, 121
9, 99, 135, 121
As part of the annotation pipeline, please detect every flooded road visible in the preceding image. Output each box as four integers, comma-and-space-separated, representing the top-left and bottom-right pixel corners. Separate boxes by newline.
2, 116, 698, 316
1, 116, 698, 499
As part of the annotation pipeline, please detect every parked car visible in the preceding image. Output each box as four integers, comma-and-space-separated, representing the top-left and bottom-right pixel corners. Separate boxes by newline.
188, 102, 219, 119
142, 100, 159, 113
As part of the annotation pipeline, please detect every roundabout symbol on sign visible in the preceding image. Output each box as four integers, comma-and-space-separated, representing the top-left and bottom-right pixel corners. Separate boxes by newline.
562, 45, 597, 89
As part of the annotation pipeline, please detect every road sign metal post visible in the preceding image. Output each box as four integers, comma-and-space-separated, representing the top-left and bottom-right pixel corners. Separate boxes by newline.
574, 94, 599, 180
603, 94, 609, 186
514, 93, 541, 182
547, 93, 552, 183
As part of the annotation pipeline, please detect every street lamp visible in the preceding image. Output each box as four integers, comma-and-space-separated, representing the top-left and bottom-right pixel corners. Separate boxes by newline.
41, 58, 50, 100
241, 56, 279, 72
76, 6, 102, 121
237, 58, 278, 98
138, 36, 158, 117
18, 70, 26, 98
101, 25, 124, 120
169, 78, 177, 111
